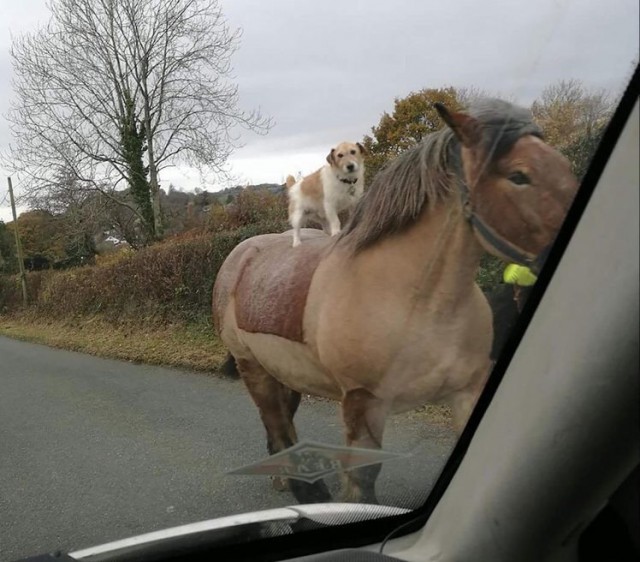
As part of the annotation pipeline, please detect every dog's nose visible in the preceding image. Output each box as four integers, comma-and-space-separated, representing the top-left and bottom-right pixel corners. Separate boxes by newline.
346, 163, 355, 172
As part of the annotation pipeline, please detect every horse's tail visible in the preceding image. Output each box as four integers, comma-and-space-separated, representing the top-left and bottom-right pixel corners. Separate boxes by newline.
285, 175, 297, 189
219, 352, 239, 378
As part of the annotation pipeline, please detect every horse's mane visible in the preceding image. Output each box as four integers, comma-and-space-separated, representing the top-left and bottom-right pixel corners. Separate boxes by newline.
338, 98, 542, 253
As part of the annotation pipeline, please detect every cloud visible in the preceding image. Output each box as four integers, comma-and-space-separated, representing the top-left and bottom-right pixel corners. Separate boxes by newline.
221, 0, 638, 164
0, 0, 637, 218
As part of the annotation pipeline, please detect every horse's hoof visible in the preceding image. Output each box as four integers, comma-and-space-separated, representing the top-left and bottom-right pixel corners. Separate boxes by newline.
271, 476, 288, 491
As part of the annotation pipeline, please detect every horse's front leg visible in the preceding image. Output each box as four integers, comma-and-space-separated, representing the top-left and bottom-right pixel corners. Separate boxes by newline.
340, 388, 388, 504
449, 360, 492, 434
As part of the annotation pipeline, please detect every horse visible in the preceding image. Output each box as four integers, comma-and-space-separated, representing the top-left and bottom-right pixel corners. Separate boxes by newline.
212, 99, 578, 505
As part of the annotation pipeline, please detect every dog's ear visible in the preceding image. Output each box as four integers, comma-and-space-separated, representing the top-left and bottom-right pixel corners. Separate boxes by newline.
326, 148, 335, 165
356, 142, 367, 156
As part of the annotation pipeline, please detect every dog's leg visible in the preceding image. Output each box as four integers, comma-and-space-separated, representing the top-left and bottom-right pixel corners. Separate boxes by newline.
320, 218, 331, 235
324, 204, 341, 237
290, 208, 303, 247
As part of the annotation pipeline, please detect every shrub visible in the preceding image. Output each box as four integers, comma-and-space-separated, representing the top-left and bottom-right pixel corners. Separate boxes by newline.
0, 202, 506, 325
0, 270, 49, 313
207, 188, 288, 232
0, 220, 289, 324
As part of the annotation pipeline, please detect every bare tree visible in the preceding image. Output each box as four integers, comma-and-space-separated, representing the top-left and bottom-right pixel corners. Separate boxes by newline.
29, 169, 102, 257
6, 0, 271, 241
532, 79, 612, 176
31, 168, 164, 249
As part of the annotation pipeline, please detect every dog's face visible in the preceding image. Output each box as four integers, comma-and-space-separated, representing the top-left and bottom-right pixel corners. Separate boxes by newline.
326, 142, 366, 176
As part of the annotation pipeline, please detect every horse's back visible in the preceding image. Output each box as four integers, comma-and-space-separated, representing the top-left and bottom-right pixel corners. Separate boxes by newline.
212, 229, 330, 341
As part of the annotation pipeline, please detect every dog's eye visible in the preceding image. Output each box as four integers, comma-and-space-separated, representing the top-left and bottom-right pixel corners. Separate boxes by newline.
337, 153, 343, 158
350, 149, 356, 155
508, 171, 530, 186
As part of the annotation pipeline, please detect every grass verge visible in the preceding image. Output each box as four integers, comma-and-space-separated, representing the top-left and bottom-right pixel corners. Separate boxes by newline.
0, 313, 227, 373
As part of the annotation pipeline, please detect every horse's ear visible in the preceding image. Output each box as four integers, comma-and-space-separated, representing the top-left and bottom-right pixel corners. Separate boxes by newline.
326, 148, 336, 165
356, 142, 367, 156
434, 103, 482, 148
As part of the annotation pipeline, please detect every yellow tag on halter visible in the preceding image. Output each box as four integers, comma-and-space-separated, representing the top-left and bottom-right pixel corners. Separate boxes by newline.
503, 264, 538, 286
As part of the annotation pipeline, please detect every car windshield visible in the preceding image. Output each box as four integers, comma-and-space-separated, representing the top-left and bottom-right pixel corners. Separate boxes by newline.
0, 0, 638, 559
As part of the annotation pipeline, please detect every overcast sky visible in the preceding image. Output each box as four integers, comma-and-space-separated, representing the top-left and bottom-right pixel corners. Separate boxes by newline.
0, 0, 638, 221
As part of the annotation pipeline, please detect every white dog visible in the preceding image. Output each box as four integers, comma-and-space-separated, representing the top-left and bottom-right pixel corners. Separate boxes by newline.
286, 141, 366, 247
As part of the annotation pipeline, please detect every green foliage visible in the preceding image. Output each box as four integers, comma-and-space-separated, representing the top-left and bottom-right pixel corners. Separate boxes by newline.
120, 91, 154, 241
0, 221, 17, 274
476, 255, 504, 292
561, 120, 608, 179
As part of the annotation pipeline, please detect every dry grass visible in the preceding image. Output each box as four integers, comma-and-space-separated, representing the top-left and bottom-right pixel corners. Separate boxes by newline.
411, 404, 453, 426
0, 313, 227, 373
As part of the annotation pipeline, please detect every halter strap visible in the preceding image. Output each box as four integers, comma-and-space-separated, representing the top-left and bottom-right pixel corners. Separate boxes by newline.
457, 178, 538, 269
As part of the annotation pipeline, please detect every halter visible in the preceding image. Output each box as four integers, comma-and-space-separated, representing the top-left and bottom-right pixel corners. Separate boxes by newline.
457, 173, 543, 274
340, 177, 358, 197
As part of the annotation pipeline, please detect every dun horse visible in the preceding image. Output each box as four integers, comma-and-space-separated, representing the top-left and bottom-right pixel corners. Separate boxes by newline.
212, 100, 578, 505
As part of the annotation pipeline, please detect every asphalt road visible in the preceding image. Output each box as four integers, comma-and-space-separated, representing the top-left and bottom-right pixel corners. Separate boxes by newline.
0, 336, 455, 560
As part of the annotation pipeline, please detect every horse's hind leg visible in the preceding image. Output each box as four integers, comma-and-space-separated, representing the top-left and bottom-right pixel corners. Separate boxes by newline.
340, 388, 388, 504
236, 357, 331, 503
271, 387, 301, 492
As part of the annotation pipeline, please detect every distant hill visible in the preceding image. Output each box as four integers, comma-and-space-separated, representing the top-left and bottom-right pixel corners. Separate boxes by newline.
211, 183, 284, 203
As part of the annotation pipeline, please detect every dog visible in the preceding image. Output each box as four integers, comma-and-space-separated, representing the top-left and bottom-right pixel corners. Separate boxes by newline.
286, 141, 366, 247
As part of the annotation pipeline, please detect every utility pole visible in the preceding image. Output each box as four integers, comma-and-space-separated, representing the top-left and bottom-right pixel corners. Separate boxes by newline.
7, 177, 28, 306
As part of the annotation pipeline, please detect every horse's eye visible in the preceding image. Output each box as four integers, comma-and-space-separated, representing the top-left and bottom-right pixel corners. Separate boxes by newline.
337, 153, 343, 158
508, 171, 530, 186
350, 149, 356, 155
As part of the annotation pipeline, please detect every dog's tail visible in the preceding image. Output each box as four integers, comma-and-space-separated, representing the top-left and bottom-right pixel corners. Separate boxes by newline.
285, 175, 297, 189
219, 352, 239, 378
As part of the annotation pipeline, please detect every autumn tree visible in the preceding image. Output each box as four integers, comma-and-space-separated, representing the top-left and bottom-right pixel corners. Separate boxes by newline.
6, 0, 271, 242
5, 211, 69, 269
361, 87, 464, 184
30, 170, 113, 260
30, 167, 157, 251
532, 80, 612, 178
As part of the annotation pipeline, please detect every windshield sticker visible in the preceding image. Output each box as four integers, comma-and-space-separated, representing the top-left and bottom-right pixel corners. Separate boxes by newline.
227, 440, 410, 484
